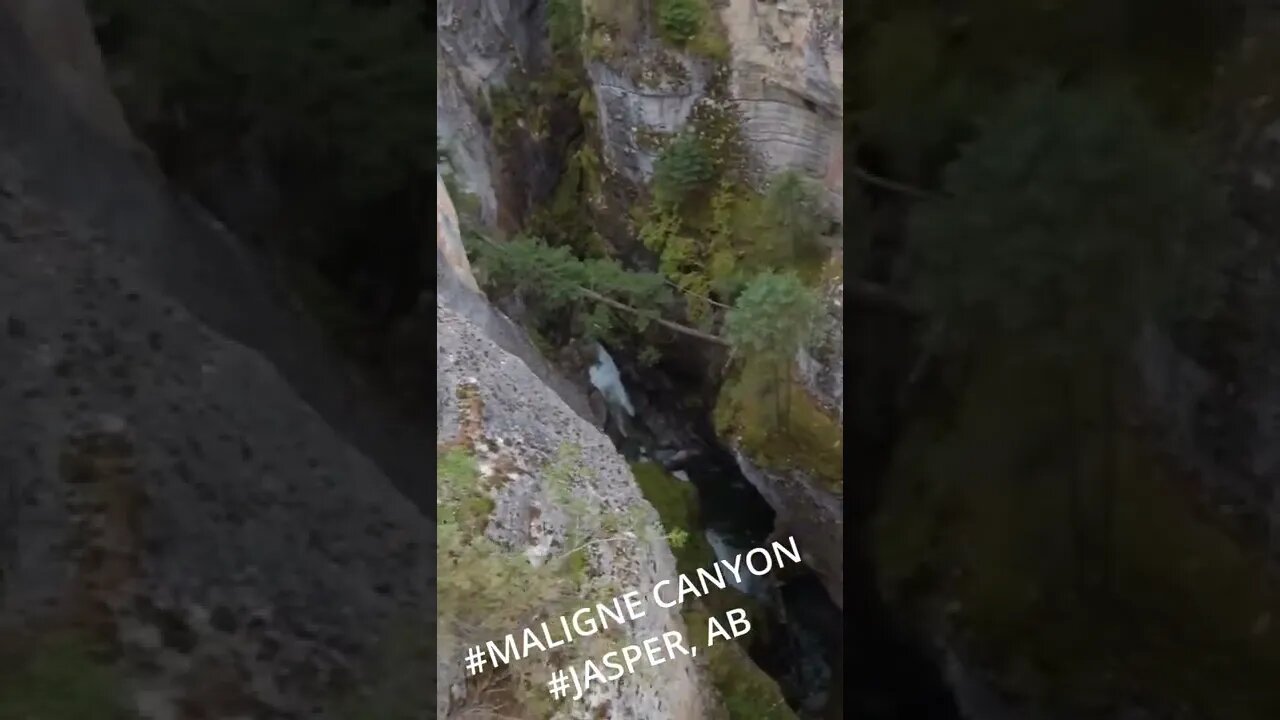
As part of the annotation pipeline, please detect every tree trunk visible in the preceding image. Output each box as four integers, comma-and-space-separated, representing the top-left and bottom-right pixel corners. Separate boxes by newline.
768, 356, 778, 425
1069, 448, 1089, 594
778, 358, 788, 430
1099, 368, 1119, 599
1068, 372, 1089, 595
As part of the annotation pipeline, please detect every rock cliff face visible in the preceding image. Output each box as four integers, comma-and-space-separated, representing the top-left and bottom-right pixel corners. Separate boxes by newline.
797, 271, 845, 423
436, 171, 602, 427
718, 0, 842, 202
732, 453, 844, 611
435, 306, 712, 720
1135, 11, 1280, 559
0, 0, 140, 151
436, 182, 714, 719
584, 0, 843, 209
436, 172, 480, 294
577, 0, 849, 615
0, 6, 437, 715
584, 33, 713, 184
437, 0, 573, 235
0, 162, 435, 716
437, 0, 542, 227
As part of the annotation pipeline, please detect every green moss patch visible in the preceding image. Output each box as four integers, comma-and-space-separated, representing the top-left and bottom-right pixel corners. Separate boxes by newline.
875, 353, 1280, 718
630, 462, 789, 717
631, 461, 715, 574
437, 446, 494, 537
439, 446, 638, 716
655, 0, 728, 60
714, 358, 843, 493
630, 461, 773, 641
682, 605, 796, 720
0, 631, 130, 720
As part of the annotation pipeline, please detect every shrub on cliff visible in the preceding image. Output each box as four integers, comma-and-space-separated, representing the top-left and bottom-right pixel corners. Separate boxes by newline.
469, 233, 674, 350
749, 172, 830, 270
724, 271, 819, 365
548, 0, 585, 59
908, 79, 1230, 363
902, 79, 1234, 602
653, 131, 715, 207
657, 0, 702, 44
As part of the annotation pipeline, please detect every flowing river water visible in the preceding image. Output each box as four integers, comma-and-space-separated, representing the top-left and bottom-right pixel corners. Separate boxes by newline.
590, 343, 963, 719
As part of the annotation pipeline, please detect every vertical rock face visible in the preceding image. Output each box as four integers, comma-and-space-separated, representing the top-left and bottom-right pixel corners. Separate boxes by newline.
437, 0, 548, 228
583, 0, 843, 209
0, 0, 139, 151
797, 272, 845, 423
0, 128, 435, 720
586, 44, 714, 184
436, 171, 479, 294
436, 300, 712, 720
436, 173, 603, 427
731, 452, 844, 611
1, 5, 441, 716
1136, 12, 1280, 555
718, 0, 843, 204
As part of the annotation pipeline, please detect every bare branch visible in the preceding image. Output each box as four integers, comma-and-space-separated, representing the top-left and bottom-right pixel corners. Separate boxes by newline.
847, 278, 922, 316
664, 278, 732, 309
851, 165, 947, 201
578, 287, 731, 347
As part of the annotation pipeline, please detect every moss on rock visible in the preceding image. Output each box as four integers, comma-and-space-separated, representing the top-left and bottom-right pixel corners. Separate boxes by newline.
631, 461, 715, 575
714, 357, 844, 493
0, 631, 130, 720
630, 449, 797, 719
682, 604, 797, 720
629, 462, 778, 684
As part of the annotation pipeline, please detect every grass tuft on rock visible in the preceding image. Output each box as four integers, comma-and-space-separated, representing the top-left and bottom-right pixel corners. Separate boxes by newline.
0, 631, 130, 720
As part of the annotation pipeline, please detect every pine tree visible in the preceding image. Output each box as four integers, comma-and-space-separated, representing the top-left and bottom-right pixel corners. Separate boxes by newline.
724, 272, 820, 427
908, 79, 1233, 596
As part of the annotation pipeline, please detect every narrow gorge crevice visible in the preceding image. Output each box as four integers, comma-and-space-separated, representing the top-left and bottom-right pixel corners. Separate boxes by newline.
606, 346, 961, 720
442, 2, 968, 713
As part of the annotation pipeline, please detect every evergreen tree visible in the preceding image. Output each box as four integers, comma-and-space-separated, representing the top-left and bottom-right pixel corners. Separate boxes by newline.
752, 171, 829, 268
910, 79, 1229, 360
653, 132, 714, 207
908, 79, 1233, 595
724, 271, 821, 426
657, 0, 703, 44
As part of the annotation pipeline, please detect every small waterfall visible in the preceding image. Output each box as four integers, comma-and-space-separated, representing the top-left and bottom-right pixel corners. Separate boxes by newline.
705, 527, 757, 596
588, 342, 635, 418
